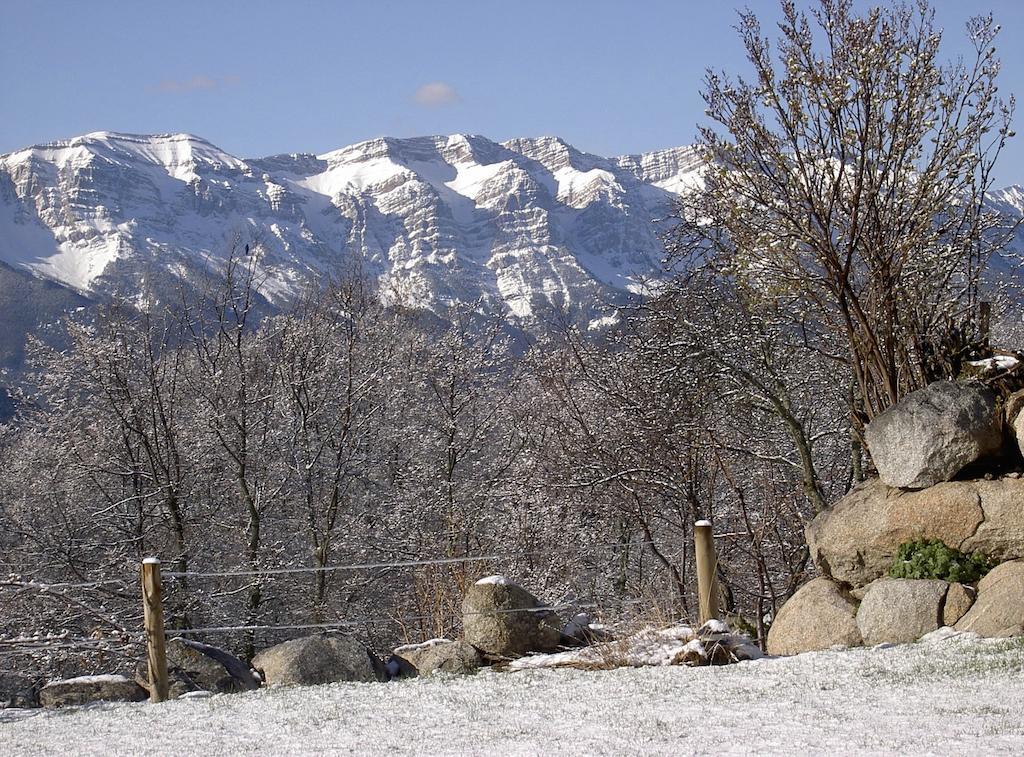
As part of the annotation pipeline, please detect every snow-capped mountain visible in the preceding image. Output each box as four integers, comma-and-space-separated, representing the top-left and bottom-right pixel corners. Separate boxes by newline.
989, 184, 1024, 218
1, 131, 1020, 372
0, 131, 703, 326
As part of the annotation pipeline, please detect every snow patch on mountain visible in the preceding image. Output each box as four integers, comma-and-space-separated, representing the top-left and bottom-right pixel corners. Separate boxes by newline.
1, 132, 1019, 325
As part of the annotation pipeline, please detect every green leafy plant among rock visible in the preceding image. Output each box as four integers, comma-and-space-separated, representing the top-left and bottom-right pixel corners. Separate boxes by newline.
888, 539, 994, 584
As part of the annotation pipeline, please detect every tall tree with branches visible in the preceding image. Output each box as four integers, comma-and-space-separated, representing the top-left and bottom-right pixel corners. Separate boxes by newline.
669, 0, 1017, 435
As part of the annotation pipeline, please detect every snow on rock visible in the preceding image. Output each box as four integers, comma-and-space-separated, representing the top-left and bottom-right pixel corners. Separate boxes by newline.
507, 621, 760, 671
918, 626, 983, 644
966, 355, 1020, 371
698, 619, 731, 635
474, 575, 511, 586
392, 638, 452, 654
2, 131, 1018, 330
46, 674, 130, 686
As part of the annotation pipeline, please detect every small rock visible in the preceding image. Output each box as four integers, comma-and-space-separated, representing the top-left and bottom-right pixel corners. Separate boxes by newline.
167, 638, 259, 694
390, 639, 481, 677
943, 583, 975, 626
39, 675, 147, 708
137, 638, 261, 698
671, 639, 707, 666
955, 560, 1024, 637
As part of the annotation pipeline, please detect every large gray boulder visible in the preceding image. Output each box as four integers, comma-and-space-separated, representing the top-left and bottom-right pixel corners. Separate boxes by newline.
766, 577, 862, 656
158, 638, 260, 696
462, 576, 562, 658
865, 381, 1001, 489
252, 634, 385, 687
955, 560, 1024, 637
806, 478, 985, 587
856, 578, 948, 645
39, 674, 147, 708
391, 639, 481, 677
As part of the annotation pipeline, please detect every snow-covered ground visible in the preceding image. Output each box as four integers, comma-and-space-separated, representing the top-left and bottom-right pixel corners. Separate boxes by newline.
3, 632, 1023, 756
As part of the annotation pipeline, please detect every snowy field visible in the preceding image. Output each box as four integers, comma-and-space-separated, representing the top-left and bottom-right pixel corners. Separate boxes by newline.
3, 632, 1023, 756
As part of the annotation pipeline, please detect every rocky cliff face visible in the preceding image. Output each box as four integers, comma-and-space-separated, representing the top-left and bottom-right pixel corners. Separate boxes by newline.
0, 131, 704, 330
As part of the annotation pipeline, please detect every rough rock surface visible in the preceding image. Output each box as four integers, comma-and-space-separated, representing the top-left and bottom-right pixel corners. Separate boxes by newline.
806, 478, 985, 587
252, 634, 385, 687
462, 577, 562, 658
943, 583, 975, 626
959, 479, 1024, 561
766, 577, 862, 656
1, 676, 40, 709
864, 381, 1001, 489
391, 639, 481, 677
855, 579, 948, 645
39, 675, 146, 708
160, 638, 260, 695
955, 560, 1024, 637
1005, 389, 1024, 459
0, 131, 701, 330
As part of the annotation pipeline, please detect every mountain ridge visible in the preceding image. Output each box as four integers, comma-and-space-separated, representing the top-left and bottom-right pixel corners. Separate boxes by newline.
0, 131, 704, 326
1, 131, 1021, 339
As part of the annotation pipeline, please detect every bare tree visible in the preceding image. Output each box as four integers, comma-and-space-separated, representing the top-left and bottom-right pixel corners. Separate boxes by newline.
268, 274, 392, 618
180, 252, 286, 654
670, 0, 1018, 431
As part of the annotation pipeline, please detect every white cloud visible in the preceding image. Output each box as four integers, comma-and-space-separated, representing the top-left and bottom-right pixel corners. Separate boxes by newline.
413, 81, 460, 107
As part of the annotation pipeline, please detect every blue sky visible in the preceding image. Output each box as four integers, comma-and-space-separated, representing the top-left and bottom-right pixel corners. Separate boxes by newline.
2, 0, 1022, 185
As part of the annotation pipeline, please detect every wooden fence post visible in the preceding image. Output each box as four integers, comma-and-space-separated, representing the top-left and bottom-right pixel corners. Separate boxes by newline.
141, 557, 169, 703
694, 520, 720, 625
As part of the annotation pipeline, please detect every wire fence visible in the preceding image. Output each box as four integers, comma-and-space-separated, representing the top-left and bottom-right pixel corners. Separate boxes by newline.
0, 535, 708, 664
0, 529, 742, 709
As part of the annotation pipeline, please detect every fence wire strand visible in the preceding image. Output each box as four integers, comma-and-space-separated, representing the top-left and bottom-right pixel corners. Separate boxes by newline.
3, 537, 695, 649
162, 539, 666, 580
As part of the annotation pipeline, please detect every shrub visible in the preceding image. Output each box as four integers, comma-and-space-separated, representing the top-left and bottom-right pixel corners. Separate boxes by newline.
888, 539, 993, 584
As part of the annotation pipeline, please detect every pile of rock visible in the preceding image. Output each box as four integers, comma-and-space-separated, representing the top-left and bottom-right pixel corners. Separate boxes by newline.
507, 618, 763, 671
389, 574, 572, 677
32, 574, 763, 708
768, 380, 1024, 655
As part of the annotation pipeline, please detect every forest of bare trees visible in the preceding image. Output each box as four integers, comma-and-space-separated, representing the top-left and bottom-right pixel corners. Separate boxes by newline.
1, 0, 1019, 687
0, 254, 823, 678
